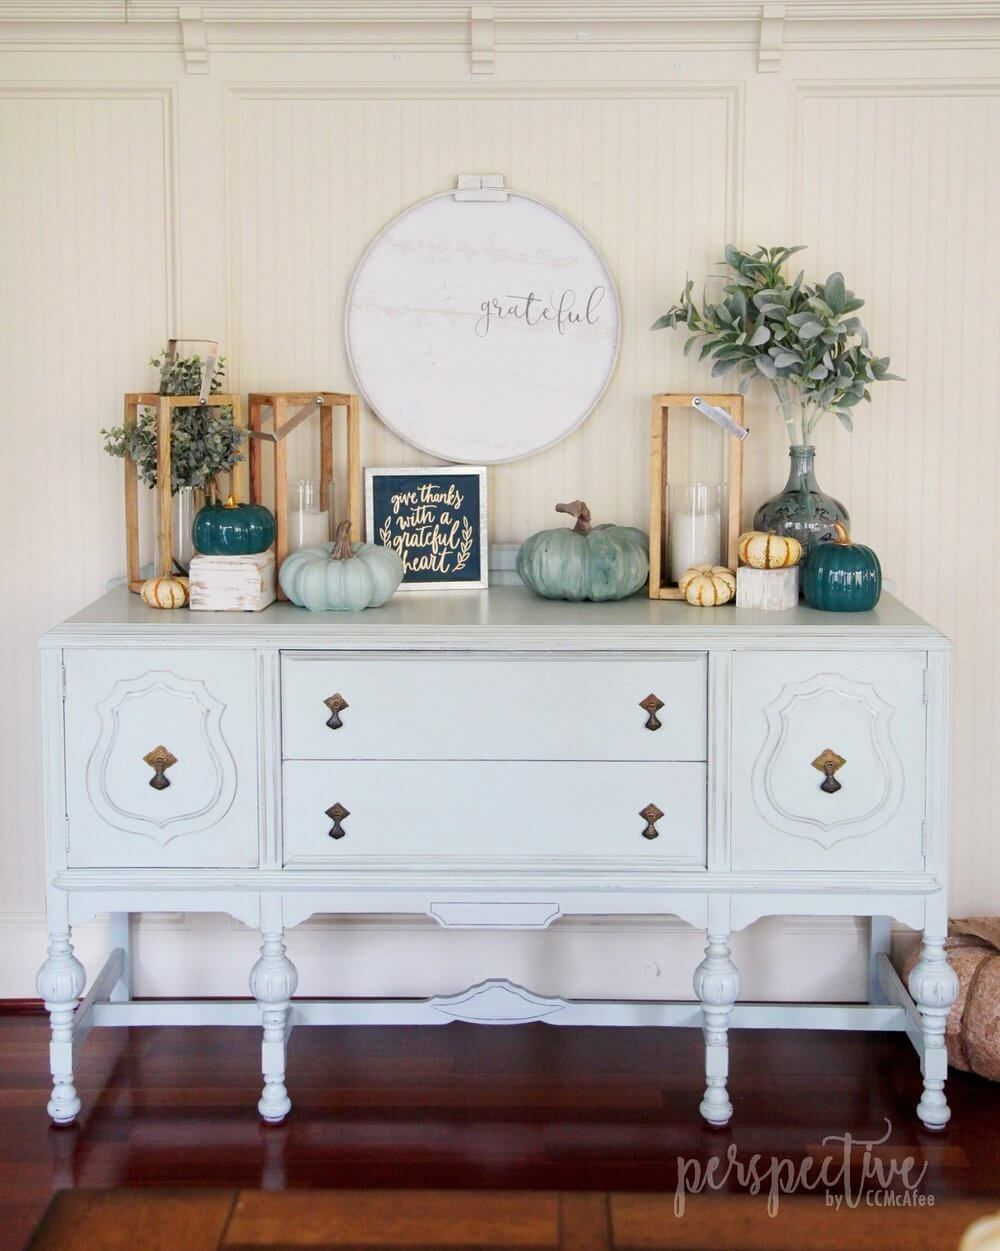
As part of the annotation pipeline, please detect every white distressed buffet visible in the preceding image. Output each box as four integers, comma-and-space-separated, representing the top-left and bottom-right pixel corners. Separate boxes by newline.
36, 582, 958, 1131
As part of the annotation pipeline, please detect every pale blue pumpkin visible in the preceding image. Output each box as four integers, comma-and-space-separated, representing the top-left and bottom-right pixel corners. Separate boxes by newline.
279, 521, 404, 612
516, 501, 649, 602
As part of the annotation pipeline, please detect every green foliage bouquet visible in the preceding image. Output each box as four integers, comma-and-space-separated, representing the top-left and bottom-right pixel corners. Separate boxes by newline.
101, 349, 244, 495
652, 245, 899, 445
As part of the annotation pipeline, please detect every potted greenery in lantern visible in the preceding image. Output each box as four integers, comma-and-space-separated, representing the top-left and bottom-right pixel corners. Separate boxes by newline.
652, 245, 900, 553
101, 349, 246, 571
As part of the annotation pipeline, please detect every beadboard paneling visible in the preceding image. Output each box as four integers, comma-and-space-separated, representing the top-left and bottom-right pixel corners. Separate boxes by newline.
228, 86, 738, 539
792, 83, 1000, 913
0, 87, 175, 925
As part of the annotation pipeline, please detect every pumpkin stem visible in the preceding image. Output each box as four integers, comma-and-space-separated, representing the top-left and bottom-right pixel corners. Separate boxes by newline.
833, 521, 851, 545
330, 519, 356, 561
555, 500, 592, 535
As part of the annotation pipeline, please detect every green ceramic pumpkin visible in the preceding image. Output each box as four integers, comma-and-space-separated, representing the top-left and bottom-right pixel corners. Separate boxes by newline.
516, 500, 649, 602
802, 522, 882, 612
193, 495, 275, 556
279, 521, 404, 612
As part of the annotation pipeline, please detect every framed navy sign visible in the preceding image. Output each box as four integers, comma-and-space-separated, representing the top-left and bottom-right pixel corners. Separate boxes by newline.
365, 467, 488, 590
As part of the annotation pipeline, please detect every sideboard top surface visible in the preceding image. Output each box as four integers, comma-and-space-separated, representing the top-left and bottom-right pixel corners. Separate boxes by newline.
42, 585, 948, 651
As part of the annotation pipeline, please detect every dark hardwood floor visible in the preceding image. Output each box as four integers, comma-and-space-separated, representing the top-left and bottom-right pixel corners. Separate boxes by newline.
3, 1013, 1000, 1249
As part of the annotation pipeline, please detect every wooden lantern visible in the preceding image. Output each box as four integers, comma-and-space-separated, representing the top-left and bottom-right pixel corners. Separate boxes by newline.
648, 393, 746, 600
247, 392, 362, 600
122, 391, 245, 593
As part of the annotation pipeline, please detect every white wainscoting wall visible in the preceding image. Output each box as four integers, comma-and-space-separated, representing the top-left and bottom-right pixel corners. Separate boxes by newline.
1, 1, 997, 997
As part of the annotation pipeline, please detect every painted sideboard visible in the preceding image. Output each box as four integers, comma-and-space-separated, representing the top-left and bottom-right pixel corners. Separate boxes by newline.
37, 585, 958, 1130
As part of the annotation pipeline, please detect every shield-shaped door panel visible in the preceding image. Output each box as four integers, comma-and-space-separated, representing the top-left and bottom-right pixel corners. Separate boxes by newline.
731, 651, 925, 872
64, 649, 258, 867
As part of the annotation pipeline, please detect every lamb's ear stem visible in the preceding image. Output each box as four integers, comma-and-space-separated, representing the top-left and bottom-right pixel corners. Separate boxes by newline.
554, 500, 592, 535
330, 519, 356, 560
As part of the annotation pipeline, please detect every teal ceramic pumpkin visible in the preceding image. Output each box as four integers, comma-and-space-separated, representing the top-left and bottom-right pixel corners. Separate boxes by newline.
279, 521, 404, 612
193, 495, 275, 556
516, 500, 649, 602
802, 522, 882, 612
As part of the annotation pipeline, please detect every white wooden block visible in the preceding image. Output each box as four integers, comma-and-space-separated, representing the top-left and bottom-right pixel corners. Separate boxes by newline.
736, 565, 799, 610
189, 552, 276, 612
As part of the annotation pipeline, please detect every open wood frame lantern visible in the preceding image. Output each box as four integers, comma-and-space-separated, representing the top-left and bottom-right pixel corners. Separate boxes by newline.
648, 392, 746, 600
247, 392, 362, 600
122, 391, 245, 593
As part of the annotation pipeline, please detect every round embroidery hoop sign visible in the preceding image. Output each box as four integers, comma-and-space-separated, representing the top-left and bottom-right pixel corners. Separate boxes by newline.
345, 185, 621, 464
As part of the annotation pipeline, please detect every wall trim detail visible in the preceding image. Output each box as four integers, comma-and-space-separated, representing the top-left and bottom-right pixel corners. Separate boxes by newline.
758, 1, 785, 71
470, 3, 494, 75
2, 4, 998, 55
178, 4, 209, 74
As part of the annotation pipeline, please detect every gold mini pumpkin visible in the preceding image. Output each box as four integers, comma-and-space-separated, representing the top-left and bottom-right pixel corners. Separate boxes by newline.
738, 531, 802, 569
679, 564, 736, 607
141, 575, 189, 610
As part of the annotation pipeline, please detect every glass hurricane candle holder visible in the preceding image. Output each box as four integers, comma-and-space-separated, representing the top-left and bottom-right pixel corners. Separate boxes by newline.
668, 482, 726, 581
288, 480, 334, 552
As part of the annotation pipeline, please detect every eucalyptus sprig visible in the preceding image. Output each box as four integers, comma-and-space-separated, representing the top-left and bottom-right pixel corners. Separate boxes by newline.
652, 245, 900, 445
101, 349, 245, 495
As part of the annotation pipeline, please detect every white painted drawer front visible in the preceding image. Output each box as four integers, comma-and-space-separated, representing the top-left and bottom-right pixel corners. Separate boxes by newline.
731, 651, 926, 872
63, 649, 258, 868
281, 654, 707, 761
282, 761, 706, 866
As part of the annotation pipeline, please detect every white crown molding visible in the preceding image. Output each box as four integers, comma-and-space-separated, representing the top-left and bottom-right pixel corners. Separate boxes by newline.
1, 2, 998, 56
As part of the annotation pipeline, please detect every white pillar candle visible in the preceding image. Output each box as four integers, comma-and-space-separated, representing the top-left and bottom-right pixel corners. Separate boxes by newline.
670, 509, 722, 578
289, 507, 330, 551
668, 483, 726, 580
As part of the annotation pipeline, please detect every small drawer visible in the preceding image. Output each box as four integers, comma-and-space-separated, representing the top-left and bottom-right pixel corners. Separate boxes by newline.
281, 654, 707, 761
282, 760, 707, 867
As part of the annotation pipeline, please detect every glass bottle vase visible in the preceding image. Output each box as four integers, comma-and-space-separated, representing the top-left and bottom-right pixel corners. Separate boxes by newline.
753, 444, 849, 556
171, 487, 196, 573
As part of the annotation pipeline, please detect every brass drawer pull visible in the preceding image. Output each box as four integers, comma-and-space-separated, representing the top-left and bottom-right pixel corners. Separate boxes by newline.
324, 693, 349, 730
640, 693, 664, 731
812, 748, 846, 794
326, 802, 350, 839
640, 803, 664, 840
143, 745, 177, 791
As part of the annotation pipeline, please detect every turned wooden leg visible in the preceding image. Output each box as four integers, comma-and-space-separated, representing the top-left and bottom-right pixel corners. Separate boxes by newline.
36, 929, 86, 1124
250, 930, 298, 1124
693, 931, 740, 1127
908, 934, 958, 1131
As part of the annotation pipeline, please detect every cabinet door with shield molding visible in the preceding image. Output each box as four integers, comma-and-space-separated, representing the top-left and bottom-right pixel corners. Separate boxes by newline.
731, 651, 926, 873
62, 649, 258, 868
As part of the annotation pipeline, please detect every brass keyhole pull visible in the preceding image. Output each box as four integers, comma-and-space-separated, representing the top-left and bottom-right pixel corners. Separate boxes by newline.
812, 749, 846, 794
326, 803, 350, 839
640, 694, 664, 732
143, 745, 177, 791
640, 803, 664, 840
324, 693, 349, 730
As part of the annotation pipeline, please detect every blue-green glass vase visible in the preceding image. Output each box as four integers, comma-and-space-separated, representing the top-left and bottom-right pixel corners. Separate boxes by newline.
753, 444, 849, 557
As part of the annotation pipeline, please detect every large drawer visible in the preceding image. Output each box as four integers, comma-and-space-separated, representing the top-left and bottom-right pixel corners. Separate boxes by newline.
282, 760, 706, 866
281, 654, 707, 761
